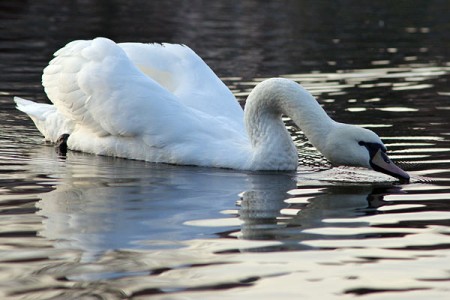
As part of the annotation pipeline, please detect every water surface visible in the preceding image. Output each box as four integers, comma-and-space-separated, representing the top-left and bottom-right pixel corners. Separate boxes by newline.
1, 1, 450, 299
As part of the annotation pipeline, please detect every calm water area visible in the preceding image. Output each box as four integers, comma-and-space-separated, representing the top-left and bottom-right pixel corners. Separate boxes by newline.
1, 1, 450, 299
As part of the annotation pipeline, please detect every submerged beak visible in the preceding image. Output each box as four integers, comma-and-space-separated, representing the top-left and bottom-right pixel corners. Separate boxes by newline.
370, 148, 410, 183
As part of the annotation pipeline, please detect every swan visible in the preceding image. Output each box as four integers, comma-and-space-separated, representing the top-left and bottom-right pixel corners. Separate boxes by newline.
14, 37, 409, 181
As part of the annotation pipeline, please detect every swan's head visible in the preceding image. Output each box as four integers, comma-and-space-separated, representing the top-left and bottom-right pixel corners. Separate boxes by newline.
323, 123, 410, 182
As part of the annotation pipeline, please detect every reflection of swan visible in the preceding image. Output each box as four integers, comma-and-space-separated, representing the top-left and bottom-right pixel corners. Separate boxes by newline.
238, 174, 296, 241
30, 146, 403, 259
32, 147, 255, 262
15, 37, 408, 180
238, 181, 400, 245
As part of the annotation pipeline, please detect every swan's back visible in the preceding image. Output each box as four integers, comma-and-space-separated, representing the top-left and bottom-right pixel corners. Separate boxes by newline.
119, 42, 244, 125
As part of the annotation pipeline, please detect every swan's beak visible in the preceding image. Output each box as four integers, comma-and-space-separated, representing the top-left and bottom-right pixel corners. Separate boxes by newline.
370, 148, 410, 182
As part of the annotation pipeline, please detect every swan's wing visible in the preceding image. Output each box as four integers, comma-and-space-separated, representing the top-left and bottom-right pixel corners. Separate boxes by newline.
118, 42, 244, 130
14, 97, 74, 142
42, 37, 208, 143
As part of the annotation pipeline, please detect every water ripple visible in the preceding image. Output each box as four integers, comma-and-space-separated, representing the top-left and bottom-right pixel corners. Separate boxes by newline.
1, 1, 450, 298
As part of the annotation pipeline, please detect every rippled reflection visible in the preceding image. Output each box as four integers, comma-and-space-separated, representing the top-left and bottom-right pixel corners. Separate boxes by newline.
34, 152, 250, 262
1, 0, 450, 298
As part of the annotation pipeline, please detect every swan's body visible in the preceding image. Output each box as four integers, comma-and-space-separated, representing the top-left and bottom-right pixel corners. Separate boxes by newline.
15, 37, 409, 181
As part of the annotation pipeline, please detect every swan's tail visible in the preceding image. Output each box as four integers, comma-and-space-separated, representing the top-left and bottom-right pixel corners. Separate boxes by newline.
14, 97, 73, 143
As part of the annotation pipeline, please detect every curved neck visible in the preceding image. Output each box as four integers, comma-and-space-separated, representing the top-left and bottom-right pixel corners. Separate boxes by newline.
244, 78, 334, 168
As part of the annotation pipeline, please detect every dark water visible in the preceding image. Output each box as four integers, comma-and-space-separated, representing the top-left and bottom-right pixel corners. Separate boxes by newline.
1, 1, 450, 299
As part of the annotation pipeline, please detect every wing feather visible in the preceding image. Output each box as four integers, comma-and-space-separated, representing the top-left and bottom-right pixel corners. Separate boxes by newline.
42, 37, 193, 139
41, 37, 248, 163
119, 42, 244, 130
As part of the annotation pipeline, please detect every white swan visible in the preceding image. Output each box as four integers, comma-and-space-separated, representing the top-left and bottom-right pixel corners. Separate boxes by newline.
15, 37, 409, 181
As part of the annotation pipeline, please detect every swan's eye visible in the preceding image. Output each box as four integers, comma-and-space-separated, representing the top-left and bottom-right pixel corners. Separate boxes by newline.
359, 141, 387, 155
